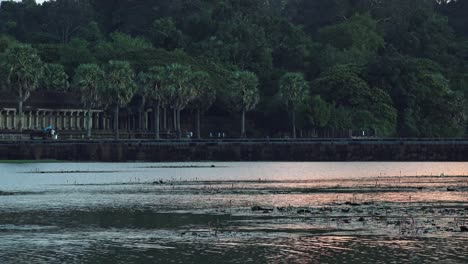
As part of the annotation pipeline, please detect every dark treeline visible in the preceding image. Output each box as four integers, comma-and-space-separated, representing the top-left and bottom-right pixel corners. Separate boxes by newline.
0, 0, 467, 138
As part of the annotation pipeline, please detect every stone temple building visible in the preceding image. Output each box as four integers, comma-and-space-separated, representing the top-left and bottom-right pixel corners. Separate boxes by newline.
0, 91, 156, 138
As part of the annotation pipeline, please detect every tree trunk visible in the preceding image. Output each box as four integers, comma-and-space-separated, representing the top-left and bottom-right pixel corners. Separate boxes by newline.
177, 109, 181, 139
163, 107, 167, 131
292, 109, 296, 139
139, 96, 146, 130
154, 103, 160, 139
173, 108, 177, 131
17, 98, 23, 131
241, 110, 246, 138
86, 108, 92, 139
114, 105, 120, 140
196, 108, 201, 139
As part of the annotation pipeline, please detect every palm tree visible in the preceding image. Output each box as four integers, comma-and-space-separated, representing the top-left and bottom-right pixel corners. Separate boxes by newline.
2, 45, 43, 131
189, 71, 216, 139
105, 61, 137, 139
164, 64, 198, 138
41, 63, 69, 91
139, 66, 167, 139
73, 64, 105, 139
279, 72, 309, 138
228, 71, 259, 138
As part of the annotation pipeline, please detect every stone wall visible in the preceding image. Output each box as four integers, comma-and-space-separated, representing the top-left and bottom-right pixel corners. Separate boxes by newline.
0, 140, 466, 162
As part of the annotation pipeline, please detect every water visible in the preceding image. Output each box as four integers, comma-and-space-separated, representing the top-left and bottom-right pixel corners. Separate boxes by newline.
0, 162, 467, 263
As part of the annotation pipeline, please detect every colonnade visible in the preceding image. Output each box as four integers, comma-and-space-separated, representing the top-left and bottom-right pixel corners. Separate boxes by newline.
0, 108, 108, 130
0, 108, 152, 131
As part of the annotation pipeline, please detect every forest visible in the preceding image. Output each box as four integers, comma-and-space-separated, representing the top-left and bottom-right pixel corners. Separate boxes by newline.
0, 0, 467, 138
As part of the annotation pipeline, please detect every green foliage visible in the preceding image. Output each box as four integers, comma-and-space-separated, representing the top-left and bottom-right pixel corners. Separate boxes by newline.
150, 17, 185, 50
41, 63, 69, 91
104, 60, 137, 107
316, 65, 397, 136
2, 44, 43, 99
40, 0, 94, 43
318, 13, 384, 67
328, 105, 353, 130
278, 72, 309, 110
79, 21, 104, 43
189, 71, 216, 112
227, 71, 260, 112
369, 54, 466, 137
265, 18, 313, 72
59, 38, 96, 74
94, 32, 153, 62
0, 34, 18, 53
195, 16, 273, 76
73, 63, 105, 109
306, 95, 332, 128
164, 63, 198, 111
138, 66, 167, 105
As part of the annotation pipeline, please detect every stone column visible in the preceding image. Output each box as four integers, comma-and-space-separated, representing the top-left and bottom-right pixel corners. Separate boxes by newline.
12, 110, 16, 130
144, 111, 149, 130
35, 111, 39, 129
71, 112, 76, 130
73, 112, 78, 130
65, 112, 70, 130
54, 112, 59, 129
45, 111, 51, 128
80, 112, 86, 130
61, 112, 66, 130
76, 112, 81, 130
58, 112, 62, 129
28, 111, 33, 129
40, 111, 44, 129
8, 110, 13, 130
81, 111, 86, 130
69, 112, 74, 130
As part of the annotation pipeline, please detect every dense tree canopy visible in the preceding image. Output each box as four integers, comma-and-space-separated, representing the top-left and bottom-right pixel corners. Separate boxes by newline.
0, 0, 466, 138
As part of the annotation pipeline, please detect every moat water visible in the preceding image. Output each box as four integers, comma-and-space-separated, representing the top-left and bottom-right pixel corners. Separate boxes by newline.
0, 162, 467, 263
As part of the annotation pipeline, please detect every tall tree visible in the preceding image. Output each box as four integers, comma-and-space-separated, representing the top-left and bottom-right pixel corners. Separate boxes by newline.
73, 63, 104, 139
189, 71, 216, 139
2, 44, 43, 131
278, 72, 309, 138
164, 63, 198, 138
227, 70, 260, 138
139, 66, 167, 139
104, 60, 137, 139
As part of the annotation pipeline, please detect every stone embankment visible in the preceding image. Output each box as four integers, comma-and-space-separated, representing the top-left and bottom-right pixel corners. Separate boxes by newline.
0, 139, 467, 162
